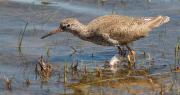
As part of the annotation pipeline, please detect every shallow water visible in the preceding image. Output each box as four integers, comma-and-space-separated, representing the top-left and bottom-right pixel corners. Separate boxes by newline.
0, 0, 180, 95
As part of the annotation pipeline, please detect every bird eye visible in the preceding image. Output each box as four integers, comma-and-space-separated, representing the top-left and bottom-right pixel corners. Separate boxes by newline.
67, 24, 70, 27
60, 24, 63, 28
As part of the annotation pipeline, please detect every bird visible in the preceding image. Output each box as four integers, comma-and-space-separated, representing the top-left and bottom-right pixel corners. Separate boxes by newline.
41, 15, 170, 65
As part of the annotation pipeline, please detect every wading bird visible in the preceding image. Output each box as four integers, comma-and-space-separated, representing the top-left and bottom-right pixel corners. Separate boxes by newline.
41, 15, 170, 65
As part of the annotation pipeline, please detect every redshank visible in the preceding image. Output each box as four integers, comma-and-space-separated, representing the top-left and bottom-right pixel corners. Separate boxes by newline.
41, 15, 170, 64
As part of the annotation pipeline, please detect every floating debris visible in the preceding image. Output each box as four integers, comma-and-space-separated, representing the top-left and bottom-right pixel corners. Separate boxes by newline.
24, 79, 31, 87
36, 56, 52, 81
4, 77, 12, 91
71, 61, 78, 71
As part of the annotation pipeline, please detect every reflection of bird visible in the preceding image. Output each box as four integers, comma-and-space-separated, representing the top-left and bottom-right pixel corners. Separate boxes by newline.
41, 15, 170, 63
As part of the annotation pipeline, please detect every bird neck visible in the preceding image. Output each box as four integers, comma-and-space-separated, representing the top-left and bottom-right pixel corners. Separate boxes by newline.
72, 24, 91, 39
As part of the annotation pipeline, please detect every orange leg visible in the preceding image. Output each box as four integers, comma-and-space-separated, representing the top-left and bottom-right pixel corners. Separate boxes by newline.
126, 45, 136, 67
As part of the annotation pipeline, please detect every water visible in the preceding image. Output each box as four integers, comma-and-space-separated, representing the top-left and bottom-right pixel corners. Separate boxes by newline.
0, 0, 180, 94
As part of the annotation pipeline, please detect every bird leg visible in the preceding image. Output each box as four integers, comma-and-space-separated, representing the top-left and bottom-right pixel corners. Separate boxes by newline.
126, 45, 136, 68
117, 46, 123, 55
122, 46, 127, 56
117, 46, 126, 57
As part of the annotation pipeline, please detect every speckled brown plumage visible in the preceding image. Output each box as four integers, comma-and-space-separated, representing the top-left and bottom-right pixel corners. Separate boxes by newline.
86, 15, 169, 45
41, 14, 170, 64
41, 14, 170, 46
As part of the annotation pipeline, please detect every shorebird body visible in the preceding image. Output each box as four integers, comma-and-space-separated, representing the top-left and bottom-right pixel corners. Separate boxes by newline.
41, 14, 170, 65
86, 15, 169, 46
41, 15, 170, 46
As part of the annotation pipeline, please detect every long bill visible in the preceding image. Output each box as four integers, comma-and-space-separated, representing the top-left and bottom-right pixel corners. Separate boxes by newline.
41, 28, 63, 39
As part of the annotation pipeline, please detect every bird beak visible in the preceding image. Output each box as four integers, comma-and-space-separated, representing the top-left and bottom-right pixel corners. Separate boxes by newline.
41, 28, 63, 39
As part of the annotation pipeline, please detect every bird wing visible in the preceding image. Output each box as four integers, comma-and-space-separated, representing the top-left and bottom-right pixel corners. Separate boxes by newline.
136, 17, 155, 24
87, 15, 169, 45
88, 15, 169, 31
136, 16, 170, 28
101, 23, 150, 45
87, 15, 133, 32
87, 15, 154, 34
87, 15, 150, 45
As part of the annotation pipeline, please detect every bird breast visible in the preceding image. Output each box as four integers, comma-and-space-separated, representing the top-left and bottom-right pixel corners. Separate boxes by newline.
84, 35, 114, 46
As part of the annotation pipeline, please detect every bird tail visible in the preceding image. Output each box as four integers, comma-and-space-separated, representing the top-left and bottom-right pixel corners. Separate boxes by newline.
146, 16, 170, 28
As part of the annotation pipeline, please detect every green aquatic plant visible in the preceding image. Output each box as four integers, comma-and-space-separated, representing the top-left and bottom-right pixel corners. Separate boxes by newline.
46, 47, 51, 57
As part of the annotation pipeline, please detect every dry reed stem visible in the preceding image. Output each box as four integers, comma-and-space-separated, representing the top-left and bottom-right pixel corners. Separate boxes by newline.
18, 22, 28, 51
37, 56, 52, 81
5, 78, 12, 90
64, 64, 67, 84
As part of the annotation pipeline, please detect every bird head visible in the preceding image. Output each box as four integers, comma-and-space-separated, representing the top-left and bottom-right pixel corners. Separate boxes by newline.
41, 18, 82, 39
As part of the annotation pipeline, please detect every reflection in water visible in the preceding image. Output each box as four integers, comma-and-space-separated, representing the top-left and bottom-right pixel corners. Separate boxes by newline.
69, 66, 174, 95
